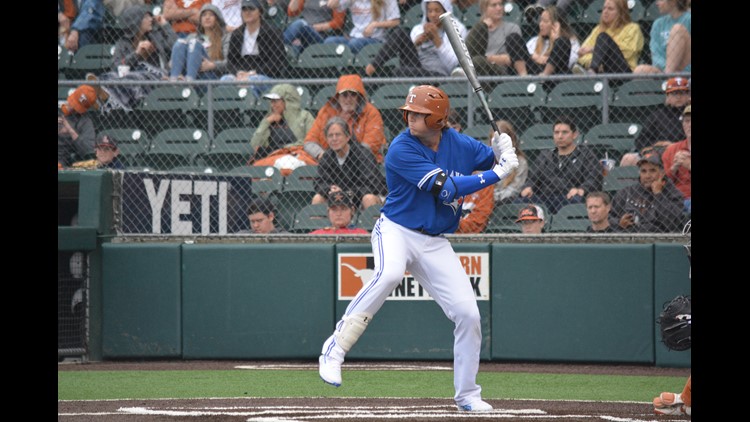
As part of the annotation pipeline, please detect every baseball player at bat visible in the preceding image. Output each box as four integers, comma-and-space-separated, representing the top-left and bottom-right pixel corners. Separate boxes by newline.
319, 85, 518, 412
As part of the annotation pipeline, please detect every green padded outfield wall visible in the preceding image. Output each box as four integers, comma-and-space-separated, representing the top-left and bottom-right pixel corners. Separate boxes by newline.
654, 244, 691, 368
491, 244, 654, 363
101, 243, 182, 358
335, 243, 492, 361
181, 244, 335, 358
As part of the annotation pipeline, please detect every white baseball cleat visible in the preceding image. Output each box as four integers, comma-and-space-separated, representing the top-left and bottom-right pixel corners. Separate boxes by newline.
457, 399, 493, 412
318, 354, 342, 387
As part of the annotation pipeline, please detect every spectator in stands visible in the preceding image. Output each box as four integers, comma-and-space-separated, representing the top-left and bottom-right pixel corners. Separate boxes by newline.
250, 83, 316, 162
110, 4, 176, 77
58, 85, 98, 168
465, 0, 522, 77
518, 116, 602, 214
304, 74, 387, 163
493, 120, 528, 204
507, 5, 580, 76
169, 3, 231, 81
61, 0, 105, 53
213, 0, 243, 31
309, 190, 370, 234
585, 191, 619, 232
323, 0, 401, 55
284, 0, 347, 55
237, 197, 289, 233
312, 116, 385, 210
221, 0, 288, 98
70, 134, 127, 170
572, 0, 643, 74
364, 0, 467, 78
85, 4, 176, 113
611, 150, 684, 233
620, 76, 690, 166
163, 0, 211, 37
634, 0, 691, 75
515, 204, 545, 234
661, 104, 691, 214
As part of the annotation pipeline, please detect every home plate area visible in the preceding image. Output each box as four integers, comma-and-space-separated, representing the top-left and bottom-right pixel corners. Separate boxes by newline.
58, 397, 691, 421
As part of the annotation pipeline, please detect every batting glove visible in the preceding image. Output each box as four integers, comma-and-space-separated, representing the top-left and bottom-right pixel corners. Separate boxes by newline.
492, 149, 519, 180
491, 132, 513, 161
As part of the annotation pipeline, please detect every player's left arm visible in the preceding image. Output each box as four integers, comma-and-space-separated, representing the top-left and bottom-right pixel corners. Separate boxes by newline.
388, 141, 501, 203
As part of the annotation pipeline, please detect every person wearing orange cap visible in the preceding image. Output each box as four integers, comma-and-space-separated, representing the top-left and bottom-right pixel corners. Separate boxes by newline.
515, 204, 546, 234
303, 74, 387, 164
620, 76, 691, 167
58, 85, 98, 168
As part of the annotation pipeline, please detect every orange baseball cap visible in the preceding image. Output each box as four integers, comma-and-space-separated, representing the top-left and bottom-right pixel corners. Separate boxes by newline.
665, 77, 690, 94
516, 205, 545, 222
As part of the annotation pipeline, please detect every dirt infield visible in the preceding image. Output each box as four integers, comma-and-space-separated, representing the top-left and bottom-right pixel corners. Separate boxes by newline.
58, 360, 692, 421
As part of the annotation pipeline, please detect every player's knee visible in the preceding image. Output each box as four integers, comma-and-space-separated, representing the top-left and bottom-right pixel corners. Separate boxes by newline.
453, 302, 481, 325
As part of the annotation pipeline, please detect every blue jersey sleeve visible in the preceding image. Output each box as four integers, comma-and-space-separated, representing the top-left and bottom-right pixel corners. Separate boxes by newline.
380, 129, 497, 234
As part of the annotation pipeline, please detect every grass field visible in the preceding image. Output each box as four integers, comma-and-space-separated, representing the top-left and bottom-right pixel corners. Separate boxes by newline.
58, 368, 687, 402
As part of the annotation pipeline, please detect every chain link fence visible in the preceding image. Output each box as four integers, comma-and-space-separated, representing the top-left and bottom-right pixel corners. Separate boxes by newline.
58, 0, 690, 235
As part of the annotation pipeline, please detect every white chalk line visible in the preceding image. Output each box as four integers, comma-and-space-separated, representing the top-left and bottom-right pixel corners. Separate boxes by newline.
58, 403, 689, 421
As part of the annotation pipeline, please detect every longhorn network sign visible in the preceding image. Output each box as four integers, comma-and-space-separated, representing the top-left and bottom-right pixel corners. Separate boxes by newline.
337, 253, 490, 301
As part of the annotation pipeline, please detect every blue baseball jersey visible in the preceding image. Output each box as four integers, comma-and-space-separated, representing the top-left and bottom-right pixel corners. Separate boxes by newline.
380, 127, 495, 234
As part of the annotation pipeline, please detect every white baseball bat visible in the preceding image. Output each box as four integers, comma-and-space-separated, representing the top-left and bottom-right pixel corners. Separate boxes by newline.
438, 11, 500, 135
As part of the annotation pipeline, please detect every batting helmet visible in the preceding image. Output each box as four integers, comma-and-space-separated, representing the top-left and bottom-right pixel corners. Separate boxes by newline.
399, 85, 450, 130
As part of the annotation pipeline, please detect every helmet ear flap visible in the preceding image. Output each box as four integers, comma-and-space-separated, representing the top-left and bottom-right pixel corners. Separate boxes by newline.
428, 115, 446, 130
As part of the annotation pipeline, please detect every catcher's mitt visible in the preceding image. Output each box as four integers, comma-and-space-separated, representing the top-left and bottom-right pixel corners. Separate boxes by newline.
657, 295, 691, 351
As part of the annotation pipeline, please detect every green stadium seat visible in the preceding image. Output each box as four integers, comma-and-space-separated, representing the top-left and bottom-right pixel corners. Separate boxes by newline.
356, 204, 383, 231
226, 165, 284, 197
204, 127, 255, 171
295, 43, 355, 79
192, 86, 255, 135
401, 4, 423, 28
66, 43, 116, 79
264, 5, 288, 30
548, 203, 590, 232
295, 85, 313, 110
581, 123, 641, 163
275, 165, 320, 229
540, 80, 608, 132
310, 85, 337, 111
461, 124, 493, 143
352, 43, 399, 77
136, 85, 201, 135
609, 79, 665, 123
601, 165, 639, 194
486, 81, 547, 133
460, 4, 481, 30
141, 128, 211, 171
58, 44, 73, 74
290, 203, 331, 233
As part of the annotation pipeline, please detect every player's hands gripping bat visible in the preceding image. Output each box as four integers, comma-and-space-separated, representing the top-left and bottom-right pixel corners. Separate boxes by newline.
489, 129, 518, 179
491, 132, 518, 179
490, 132, 514, 161
439, 11, 500, 136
